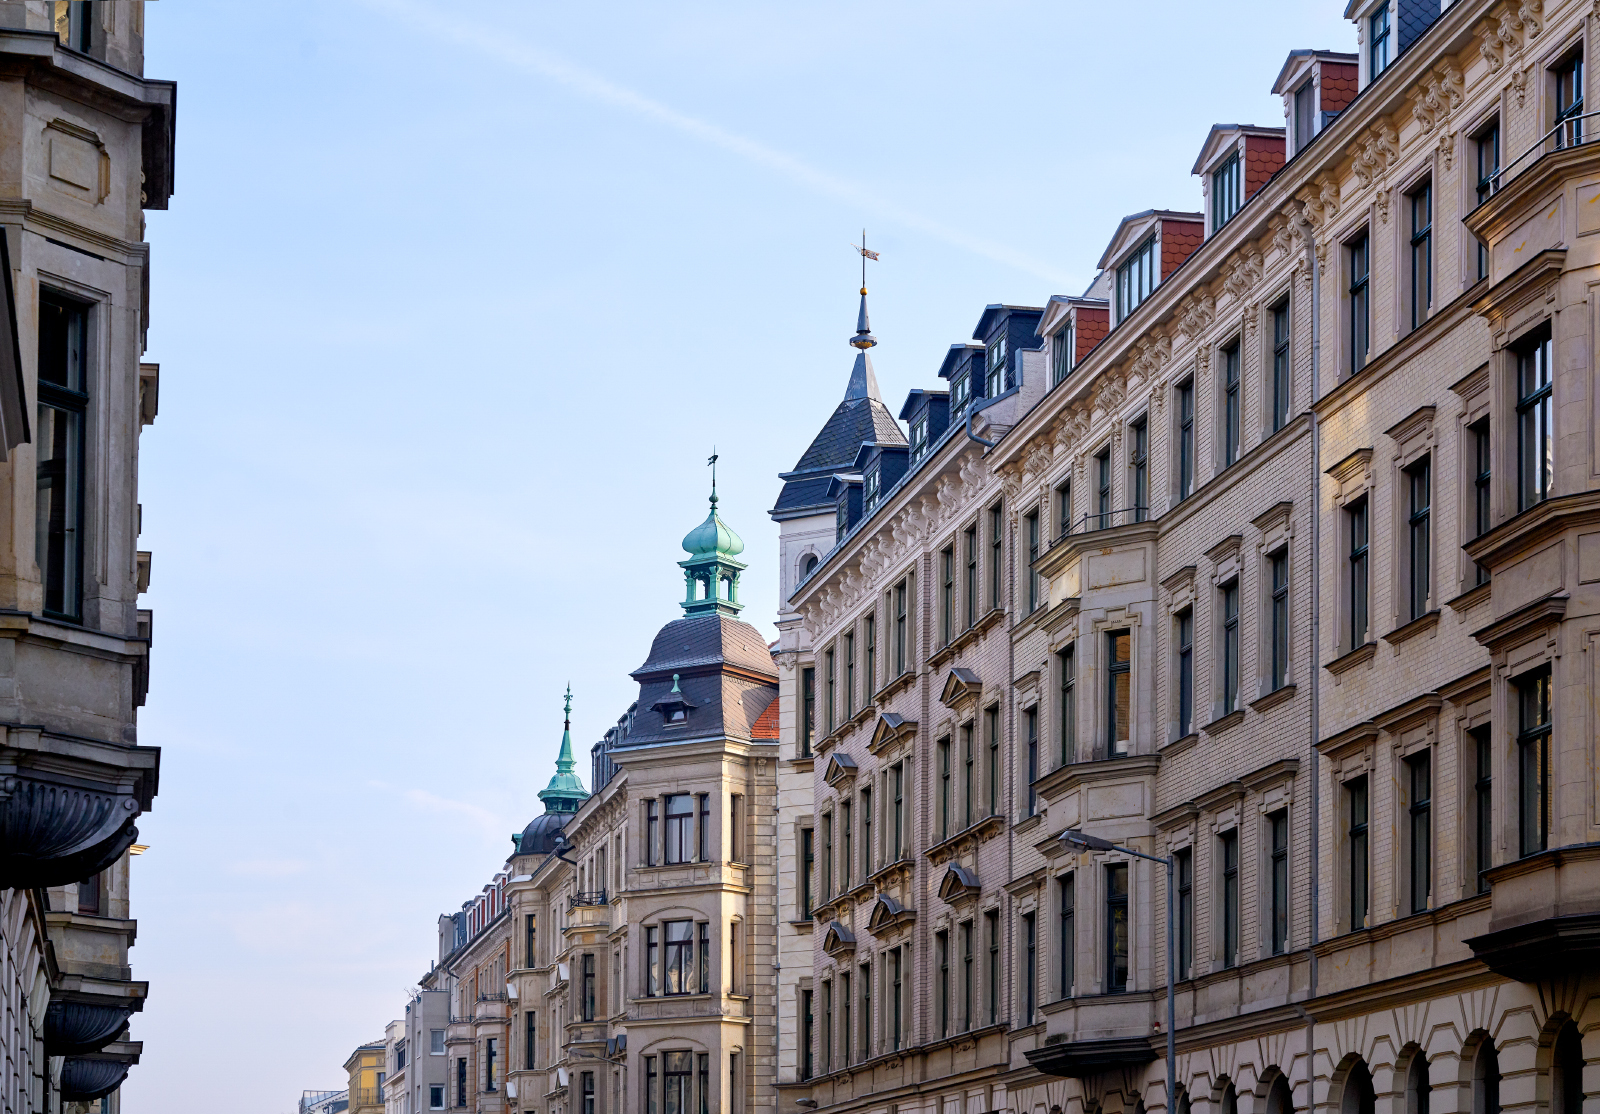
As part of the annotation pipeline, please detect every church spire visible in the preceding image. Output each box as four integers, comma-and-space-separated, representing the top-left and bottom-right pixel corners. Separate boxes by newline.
537, 684, 588, 814
845, 231, 881, 401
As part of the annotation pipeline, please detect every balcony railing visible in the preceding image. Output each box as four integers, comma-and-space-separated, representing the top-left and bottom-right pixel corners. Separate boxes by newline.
1491, 110, 1600, 192
569, 889, 608, 909
1057, 506, 1150, 540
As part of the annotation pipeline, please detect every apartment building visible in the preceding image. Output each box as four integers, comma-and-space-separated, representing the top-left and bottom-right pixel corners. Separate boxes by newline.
0, 3, 172, 1111
780, 7, 1600, 1114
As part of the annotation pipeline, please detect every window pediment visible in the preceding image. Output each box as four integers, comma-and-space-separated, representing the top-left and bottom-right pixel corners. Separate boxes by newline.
939, 667, 982, 709
869, 712, 916, 753
821, 921, 856, 958
937, 863, 980, 906
865, 894, 916, 936
823, 753, 858, 788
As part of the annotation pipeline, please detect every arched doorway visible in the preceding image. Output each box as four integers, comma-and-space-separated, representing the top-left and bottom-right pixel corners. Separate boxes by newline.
1342, 1060, 1376, 1114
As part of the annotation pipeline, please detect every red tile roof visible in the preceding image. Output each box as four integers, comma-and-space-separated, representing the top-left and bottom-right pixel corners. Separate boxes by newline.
750, 695, 780, 740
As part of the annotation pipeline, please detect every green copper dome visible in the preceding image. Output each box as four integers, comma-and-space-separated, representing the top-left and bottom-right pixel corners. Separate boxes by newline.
536, 685, 589, 814
681, 504, 745, 559
678, 455, 748, 618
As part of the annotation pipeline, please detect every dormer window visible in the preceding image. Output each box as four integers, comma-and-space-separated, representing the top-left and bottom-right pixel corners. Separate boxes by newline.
1211, 153, 1241, 232
1369, 6, 1390, 79
1116, 236, 1157, 323
1293, 81, 1316, 153
985, 337, 1007, 398
864, 466, 881, 510
910, 415, 927, 460
1052, 322, 1074, 386
836, 498, 849, 543
652, 674, 696, 726
950, 370, 971, 414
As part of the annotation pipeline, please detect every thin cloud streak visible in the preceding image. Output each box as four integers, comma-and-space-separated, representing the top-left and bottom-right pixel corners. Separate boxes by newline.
356, 0, 1073, 287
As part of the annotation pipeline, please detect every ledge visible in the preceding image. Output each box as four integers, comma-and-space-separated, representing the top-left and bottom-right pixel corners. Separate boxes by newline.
1324, 641, 1377, 679
1447, 581, 1491, 615
1383, 609, 1440, 647
872, 669, 918, 706
925, 815, 1005, 864
1025, 1035, 1157, 1078
1203, 709, 1246, 737
1472, 592, 1568, 653
1159, 732, 1199, 759
1032, 752, 1162, 802
1249, 684, 1297, 715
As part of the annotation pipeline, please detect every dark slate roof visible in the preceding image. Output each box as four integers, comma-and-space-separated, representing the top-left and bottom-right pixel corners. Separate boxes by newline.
615, 615, 779, 749
774, 395, 905, 515
771, 475, 834, 514
632, 615, 778, 681
517, 811, 571, 856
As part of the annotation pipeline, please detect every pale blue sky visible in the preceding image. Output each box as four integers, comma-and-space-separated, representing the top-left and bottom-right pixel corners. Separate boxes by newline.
131, 3, 1352, 1109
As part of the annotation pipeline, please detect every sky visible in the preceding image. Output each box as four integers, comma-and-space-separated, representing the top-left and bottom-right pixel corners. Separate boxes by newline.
130, 3, 1353, 1110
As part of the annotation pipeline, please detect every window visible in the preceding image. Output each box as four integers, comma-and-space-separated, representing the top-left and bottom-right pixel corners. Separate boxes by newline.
1270, 552, 1289, 691
702, 924, 713, 994
939, 737, 951, 838
1294, 81, 1315, 153
843, 632, 855, 719
802, 553, 819, 579
894, 580, 908, 675
1058, 873, 1075, 997
1106, 863, 1129, 991
1223, 341, 1241, 466
1221, 580, 1240, 715
1474, 1040, 1501, 1114
1516, 327, 1553, 510
645, 926, 660, 995
524, 1012, 535, 1069
1096, 448, 1112, 528
663, 920, 695, 995
863, 466, 879, 510
1176, 609, 1194, 737
1058, 643, 1076, 765
800, 667, 815, 757
1476, 121, 1500, 278
935, 929, 950, 1034
665, 795, 693, 864
1348, 776, 1370, 930
1556, 53, 1585, 147
964, 526, 978, 628
1220, 831, 1239, 967
1271, 299, 1290, 431
889, 946, 904, 1049
1348, 496, 1370, 648
986, 335, 1008, 399
985, 706, 1000, 815
1348, 232, 1370, 374
1408, 750, 1431, 913
645, 1056, 657, 1114
800, 827, 814, 918
698, 794, 710, 861
1409, 181, 1432, 329
1212, 152, 1242, 232
800, 989, 814, 1080
841, 800, 852, 888
1053, 322, 1074, 385
1517, 668, 1552, 856
1025, 708, 1038, 816
431, 1085, 445, 1110
1177, 379, 1195, 500
1107, 630, 1131, 756
985, 909, 1000, 1025
583, 1073, 596, 1114
863, 615, 875, 699
663, 1052, 691, 1114
37, 293, 88, 622
1472, 724, 1492, 892
860, 786, 872, 876
824, 649, 835, 735
962, 726, 973, 828
951, 368, 970, 414
485, 1038, 497, 1091
1130, 418, 1149, 520
859, 961, 872, 1059
990, 505, 1003, 608
1471, 418, 1491, 584
1176, 848, 1193, 977
1116, 236, 1157, 322
910, 414, 927, 460
821, 812, 832, 899
1022, 911, 1037, 1023
457, 1057, 468, 1107
891, 761, 905, 861
60, 1, 92, 52
1407, 456, 1431, 621
1370, 4, 1390, 78
432, 1029, 446, 1056
941, 547, 954, 644
729, 794, 744, 862
646, 801, 659, 866
820, 980, 832, 1073
581, 953, 596, 1021
960, 920, 974, 1030
77, 874, 100, 916
1555, 1023, 1584, 1114
1056, 479, 1072, 538
836, 498, 848, 544
1026, 510, 1041, 611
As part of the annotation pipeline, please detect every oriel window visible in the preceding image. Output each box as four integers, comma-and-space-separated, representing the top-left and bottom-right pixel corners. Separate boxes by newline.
1105, 863, 1129, 992
1107, 630, 1131, 756
1516, 327, 1553, 510
36, 293, 88, 622
1518, 668, 1552, 857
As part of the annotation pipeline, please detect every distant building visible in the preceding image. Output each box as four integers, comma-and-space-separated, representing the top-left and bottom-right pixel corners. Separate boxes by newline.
300, 1090, 350, 1114
346, 1039, 388, 1114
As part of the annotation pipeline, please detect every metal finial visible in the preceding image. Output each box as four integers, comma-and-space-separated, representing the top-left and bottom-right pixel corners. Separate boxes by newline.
707, 450, 719, 510
563, 683, 572, 728
671, 673, 681, 694
850, 232, 880, 352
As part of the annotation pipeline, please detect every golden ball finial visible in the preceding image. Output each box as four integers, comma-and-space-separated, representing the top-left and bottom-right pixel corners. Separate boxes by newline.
860, 286, 868, 296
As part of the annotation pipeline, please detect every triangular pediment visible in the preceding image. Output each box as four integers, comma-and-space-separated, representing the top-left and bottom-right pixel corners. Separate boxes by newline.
939, 668, 983, 708
824, 753, 859, 787
870, 712, 916, 750
822, 921, 856, 958
866, 894, 916, 936
938, 863, 981, 905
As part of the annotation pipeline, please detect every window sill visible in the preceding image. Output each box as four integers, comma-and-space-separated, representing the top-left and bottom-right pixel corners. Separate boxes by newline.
924, 814, 1006, 864
1014, 812, 1043, 835
873, 670, 918, 706
1160, 732, 1199, 758
1203, 709, 1246, 737
1383, 609, 1440, 647
1325, 641, 1377, 681
1447, 581, 1491, 614
1249, 683, 1297, 715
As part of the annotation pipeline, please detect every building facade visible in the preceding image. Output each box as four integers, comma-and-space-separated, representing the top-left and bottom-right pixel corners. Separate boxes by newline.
0, 3, 172, 1112
779, 10, 1600, 1114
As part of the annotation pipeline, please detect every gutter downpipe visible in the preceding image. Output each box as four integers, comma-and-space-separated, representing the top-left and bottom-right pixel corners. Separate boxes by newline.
1305, 212, 1322, 1111
964, 383, 1022, 447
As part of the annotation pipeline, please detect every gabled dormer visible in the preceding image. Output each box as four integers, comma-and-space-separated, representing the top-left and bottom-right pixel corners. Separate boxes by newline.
971, 304, 1045, 400
1193, 125, 1286, 237
937, 342, 986, 420
1098, 210, 1204, 326
1345, 0, 1440, 90
852, 441, 910, 515
899, 389, 950, 463
1272, 50, 1358, 158
1037, 295, 1111, 388
826, 473, 864, 544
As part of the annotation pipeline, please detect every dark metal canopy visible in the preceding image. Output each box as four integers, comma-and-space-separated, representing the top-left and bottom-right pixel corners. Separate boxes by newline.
0, 771, 141, 889
1024, 1036, 1158, 1078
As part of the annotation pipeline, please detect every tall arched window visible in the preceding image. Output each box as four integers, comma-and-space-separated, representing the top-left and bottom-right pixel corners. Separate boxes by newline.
1267, 1073, 1295, 1114
1553, 1022, 1584, 1114
1222, 1079, 1239, 1114
802, 554, 819, 578
1407, 1050, 1431, 1114
1342, 1060, 1376, 1114
1472, 1038, 1501, 1114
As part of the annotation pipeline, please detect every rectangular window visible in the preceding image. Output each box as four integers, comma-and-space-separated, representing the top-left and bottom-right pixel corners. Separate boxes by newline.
431, 1084, 445, 1110
820, 981, 831, 1073
1096, 448, 1112, 528
863, 615, 875, 699
1370, 5, 1390, 77
1348, 231, 1370, 374
1408, 456, 1431, 620
1349, 496, 1370, 648
938, 737, 951, 838
36, 293, 88, 622
951, 369, 970, 414
910, 414, 927, 460
1270, 809, 1289, 953
824, 649, 835, 735
863, 465, 879, 510
1221, 580, 1240, 715
583, 1072, 596, 1114
1473, 724, 1493, 891
646, 801, 659, 867
1294, 80, 1315, 152
1223, 341, 1241, 466
843, 632, 855, 719
800, 827, 814, 918
1058, 644, 1076, 765
523, 1010, 535, 1070
1176, 847, 1193, 978
644, 1056, 657, 1114
1410, 181, 1432, 330
800, 989, 814, 1080
1476, 121, 1500, 278
985, 909, 1000, 1026
729, 794, 743, 863
1106, 863, 1129, 992
1058, 873, 1075, 997
860, 787, 872, 877
962, 726, 973, 829
1517, 327, 1553, 510
1518, 668, 1552, 857
1220, 831, 1239, 968
1177, 379, 1195, 500
1025, 707, 1038, 816
663, 920, 694, 995
800, 667, 815, 757
663, 1052, 691, 1114
700, 922, 712, 994
960, 921, 974, 1030
841, 800, 852, 888
77, 874, 99, 916
860, 962, 872, 1059
894, 581, 908, 675
891, 762, 904, 861
1116, 236, 1157, 322
665, 795, 693, 865
1177, 609, 1194, 737
821, 813, 832, 899
485, 1038, 497, 1092
581, 953, 596, 1021
1212, 152, 1242, 232
841, 971, 852, 1064
986, 335, 1007, 399
1270, 552, 1289, 691
1472, 418, 1492, 585
1052, 321, 1074, 386
1348, 776, 1369, 931
645, 926, 660, 996
1056, 479, 1072, 538
1130, 418, 1149, 520
889, 946, 904, 1049
936, 929, 950, 1034
1556, 53, 1585, 147
941, 546, 954, 644
990, 505, 1003, 609
1022, 911, 1037, 1023
964, 526, 978, 628
458, 1057, 468, 1107
1271, 299, 1290, 431
1026, 511, 1041, 612
1408, 749, 1432, 913
699, 1054, 709, 1114
1107, 629, 1131, 755
985, 706, 1000, 816
432, 1029, 447, 1056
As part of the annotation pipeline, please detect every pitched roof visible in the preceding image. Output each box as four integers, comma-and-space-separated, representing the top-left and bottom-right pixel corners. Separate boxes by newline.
773, 394, 905, 516
749, 695, 780, 740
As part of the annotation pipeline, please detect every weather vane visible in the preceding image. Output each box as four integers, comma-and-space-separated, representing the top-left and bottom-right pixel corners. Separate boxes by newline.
708, 449, 718, 510
851, 229, 880, 291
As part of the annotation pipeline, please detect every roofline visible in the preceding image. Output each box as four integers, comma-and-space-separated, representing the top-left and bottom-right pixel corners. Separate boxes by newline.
1190, 124, 1288, 175
1271, 48, 1358, 94
1096, 209, 1205, 270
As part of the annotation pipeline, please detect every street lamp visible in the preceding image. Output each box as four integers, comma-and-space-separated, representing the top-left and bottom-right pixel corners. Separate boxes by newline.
1058, 829, 1176, 1111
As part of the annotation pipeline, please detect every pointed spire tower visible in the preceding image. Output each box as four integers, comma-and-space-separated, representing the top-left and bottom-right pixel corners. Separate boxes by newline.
845, 245, 881, 400
536, 684, 589, 814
